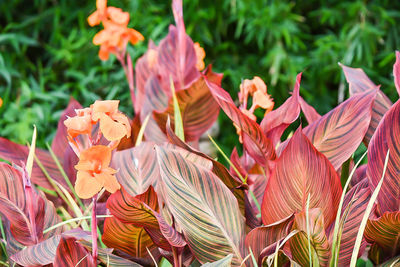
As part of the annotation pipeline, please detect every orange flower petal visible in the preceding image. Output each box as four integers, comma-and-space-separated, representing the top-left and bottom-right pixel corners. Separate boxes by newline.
99, 113, 128, 141
79, 145, 112, 168
253, 90, 274, 111
127, 28, 144, 45
99, 45, 110, 61
252, 76, 267, 94
88, 11, 101, 26
75, 170, 103, 199
111, 112, 131, 138
107, 7, 129, 25
92, 100, 119, 121
93, 30, 109, 45
96, 0, 107, 15
97, 170, 120, 194
0, 97, 3, 108
194, 42, 205, 71
64, 115, 92, 138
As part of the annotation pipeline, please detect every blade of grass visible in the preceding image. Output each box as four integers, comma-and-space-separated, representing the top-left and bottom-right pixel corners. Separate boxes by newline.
170, 76, 184, 141
26, 125, 37, 177
0, 215, 7, 260
209, 135, 261, 214
58, 206, 77, 229
46, 143, 85, 209
249, 247, 258, 267
330, 150, 367, 267
43, 215, 112, 234
135, 114, 150, 146
267, 230, 299, 266
306, 194, 312, 267
349, 150, 390, 267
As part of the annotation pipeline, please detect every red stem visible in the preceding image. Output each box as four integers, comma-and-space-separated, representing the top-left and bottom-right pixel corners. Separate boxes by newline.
91, 194, 98, 264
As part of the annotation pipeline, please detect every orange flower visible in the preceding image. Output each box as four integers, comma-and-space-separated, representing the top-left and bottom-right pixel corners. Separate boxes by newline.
0, 97, 2, 108
194, 42, 205, 71
88, 0, 144, 61
64, 108, 93, 139
239, 76, 274, 116
74, 145, 120, 199
91, 100, 131, 141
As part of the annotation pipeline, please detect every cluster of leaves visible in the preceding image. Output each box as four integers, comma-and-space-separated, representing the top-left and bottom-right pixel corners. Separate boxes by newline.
2, 0, 400, 151
0, 0, 400, 266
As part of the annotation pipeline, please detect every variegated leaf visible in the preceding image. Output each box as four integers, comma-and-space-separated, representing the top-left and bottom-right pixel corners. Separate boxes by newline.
340, 63, 392, 144
367, 99, 400, 214
112, 142, 159, 196
290, 208, 330, 267
303, 89, 377, 169
262, 128, 342, 228
156, 146, 245, 265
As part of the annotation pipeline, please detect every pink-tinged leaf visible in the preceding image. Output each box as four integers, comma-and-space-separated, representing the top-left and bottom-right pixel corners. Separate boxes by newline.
0, 138, 67, 190
336, 181, 371, 266
153, 76, 220, 142
350, 164, 367, 188
0, 163, 60, 246
245, 214, 293, 266
102, 216, 156, 258
367, 99, 400, 214
299, 96, 321, 124
156, 146, 246, 265
54, 236, 94, 267
11, 234, 62, 266
112, 142, 159, 196
290, 208, 330, 267
340, 63, 392, 144
203, 65, 223, 86
106, 186, 185, 250
303, 89, 377, 170
160, 0, 199, 90
364, 211, 400, 259
394, 51, 400, 96
261, 128, 342, 228
165, 122, 246, 214
260, 73, 302, 146
206, 79, 276, 166
10, 229, 90, 266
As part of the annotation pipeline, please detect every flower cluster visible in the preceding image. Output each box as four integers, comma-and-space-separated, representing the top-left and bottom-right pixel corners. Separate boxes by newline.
88, 0, 144, 60
235, 76, 274, 142
64, 100, 130, 199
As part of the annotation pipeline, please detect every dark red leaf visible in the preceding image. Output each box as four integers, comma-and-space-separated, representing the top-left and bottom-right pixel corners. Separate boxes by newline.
367, 99, 400, 214
261, 128, 342, 228
54, 236, 94, 267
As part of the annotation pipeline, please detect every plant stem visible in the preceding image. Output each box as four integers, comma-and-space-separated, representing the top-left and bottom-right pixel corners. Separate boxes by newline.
172, 247, 181, 267
91, 194, 98, 264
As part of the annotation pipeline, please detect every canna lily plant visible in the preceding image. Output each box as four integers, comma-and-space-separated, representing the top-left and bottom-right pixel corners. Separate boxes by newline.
0, 0, 400, 266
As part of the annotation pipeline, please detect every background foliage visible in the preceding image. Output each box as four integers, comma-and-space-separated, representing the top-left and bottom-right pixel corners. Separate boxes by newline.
1, 0, 400, 151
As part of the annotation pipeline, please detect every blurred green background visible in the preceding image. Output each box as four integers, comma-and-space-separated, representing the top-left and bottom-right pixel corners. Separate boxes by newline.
1, 0, 400, 151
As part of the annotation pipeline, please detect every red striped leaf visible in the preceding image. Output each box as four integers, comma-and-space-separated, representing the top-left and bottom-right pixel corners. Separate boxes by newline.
394, 51, 400, 96
0, 163, 61, 247
340, 63, 392, 144
260, 73, 302, 146
261, 128, 342, 228
54, 236, 94, 267
336, 180, 371, 266
290, 208, 330, 267
206, 79, 275, 166
245, 214, 293, 266
367, 99, 400, 214
0, 138, 67, 190
153, 76, 220, 142
303, 89, 377, 170
364, 211, 400, 260
156, 146, 245, 265
102, 216, 156, 258
299, 96, 321, 124
112, 142, 160, 197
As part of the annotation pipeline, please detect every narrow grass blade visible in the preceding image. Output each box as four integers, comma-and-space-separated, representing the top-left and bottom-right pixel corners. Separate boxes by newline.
349, 150, 390, 267
170, 76, 184, 141
26, 125, 37, 177
135, 114, 150, 146
306, 194, 312, 267
43, 215, 112, 234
